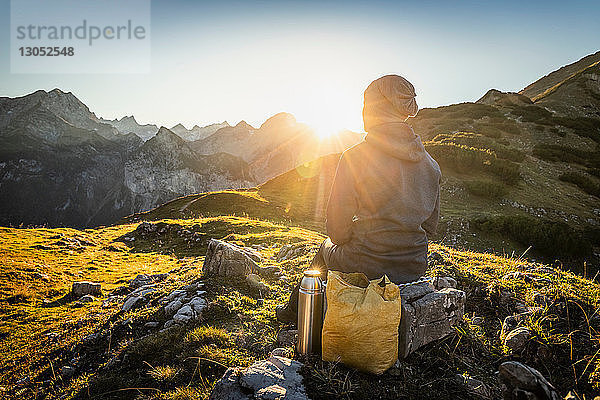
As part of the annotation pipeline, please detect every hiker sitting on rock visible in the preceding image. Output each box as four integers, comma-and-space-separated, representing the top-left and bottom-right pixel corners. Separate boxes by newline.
276, 75, 441, 323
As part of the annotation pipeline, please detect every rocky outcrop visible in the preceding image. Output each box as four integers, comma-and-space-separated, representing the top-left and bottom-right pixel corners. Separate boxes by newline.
209, 356, 308, 400
160, 283, 207, 329
498, 361, 560, 400
124, 127, 255, 212
398, 279, 466, 358
203, 239, 263, 277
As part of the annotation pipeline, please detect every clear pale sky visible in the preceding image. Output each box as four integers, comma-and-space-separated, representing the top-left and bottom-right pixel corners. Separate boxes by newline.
0, 0, 599, 134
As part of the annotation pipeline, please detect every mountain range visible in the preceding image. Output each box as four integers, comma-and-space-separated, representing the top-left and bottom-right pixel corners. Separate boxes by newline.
0, 90, 361, 227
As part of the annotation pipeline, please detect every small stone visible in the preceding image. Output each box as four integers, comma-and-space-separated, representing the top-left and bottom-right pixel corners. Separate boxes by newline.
79, 294, 95, 303
72, 281, 102, 298
433, 276, 457, 289
165, 299, 183, 317
503, 327, 531, 353
60, 366, 75, 379
122, 296, 144, 312
498, 361, 560, 400
270, 347, 292, 358
173, 312, 192, 324
145, 321, 159, 329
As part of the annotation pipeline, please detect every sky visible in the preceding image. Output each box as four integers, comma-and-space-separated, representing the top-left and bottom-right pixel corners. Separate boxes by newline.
0, 0, 599, 134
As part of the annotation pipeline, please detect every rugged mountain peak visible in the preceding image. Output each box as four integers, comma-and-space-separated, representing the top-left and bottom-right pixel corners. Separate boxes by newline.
476, 89, 532, 107
154, 126, 184, 142
119, 115, 139, 124
234, 120, 255, 130
520, 51, 600, 100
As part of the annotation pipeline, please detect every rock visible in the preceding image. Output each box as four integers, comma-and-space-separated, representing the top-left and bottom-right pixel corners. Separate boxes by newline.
122, 296, 145, 312
242, 247, 263, 263
433, 276, 457, 289
276, 329, 298, 348
189, 296, 207, 313
209, 356, 308, 400
498, 361, 560, 400
503, 327, 531, 353
204, 239, 260, 277
145, 321, 159, 329
501, 310, 541, 338
454, 374, 491, 398
165, 299, 183, 317
398, 280, 435, 302
399, 285, 465, 358
276, 244, 306, 262
60, 366, 75, 379
246, 274, 270, 293
79, 294, 95, 303
72, 281, 102, 298
129, 273, 168, 289
173, 312, 192, 324
270, 347, 292, 358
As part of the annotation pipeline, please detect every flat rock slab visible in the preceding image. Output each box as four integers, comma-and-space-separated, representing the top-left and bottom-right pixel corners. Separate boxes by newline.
398, 280, 465, 358
209, 356, 307, 400
72, 281, 102, 297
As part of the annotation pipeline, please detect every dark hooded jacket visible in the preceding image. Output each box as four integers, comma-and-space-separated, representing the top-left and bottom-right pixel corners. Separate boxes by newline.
325, 121, 441, 283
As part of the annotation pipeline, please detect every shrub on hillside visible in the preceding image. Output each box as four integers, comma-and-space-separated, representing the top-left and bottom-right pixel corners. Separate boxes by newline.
432, 132, 525, 163
472, 215, 592, 257
425, 141, 521, 184
464, 179, 508, 199
532, 144, 600, 168
588, 168, 600, 178
553, 117, 600, 143
509, 105, 553, 124
559, 172, 600, 197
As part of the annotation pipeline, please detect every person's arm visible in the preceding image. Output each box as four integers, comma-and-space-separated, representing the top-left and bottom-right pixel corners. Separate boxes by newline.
422, 184, 440, 237
326, 154, 358, 245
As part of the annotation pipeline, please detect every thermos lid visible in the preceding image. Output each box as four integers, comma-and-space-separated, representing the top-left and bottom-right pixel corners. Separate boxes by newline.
300, 269, 323, 293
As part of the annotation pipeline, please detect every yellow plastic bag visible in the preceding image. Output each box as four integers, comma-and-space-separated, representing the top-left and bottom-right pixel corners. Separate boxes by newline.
321, 270, 401, 374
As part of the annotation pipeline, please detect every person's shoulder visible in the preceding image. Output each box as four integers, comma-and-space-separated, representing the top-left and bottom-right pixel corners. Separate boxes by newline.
423, 151, 442, 177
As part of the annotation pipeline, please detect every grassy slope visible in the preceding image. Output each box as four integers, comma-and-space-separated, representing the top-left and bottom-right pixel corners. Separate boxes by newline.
1, 217, 599, 399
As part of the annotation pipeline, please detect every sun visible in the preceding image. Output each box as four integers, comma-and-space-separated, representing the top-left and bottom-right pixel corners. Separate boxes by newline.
304, 107, 353, 140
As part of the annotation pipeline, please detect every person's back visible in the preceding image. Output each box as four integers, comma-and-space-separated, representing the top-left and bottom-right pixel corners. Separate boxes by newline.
326, 121, 440, 282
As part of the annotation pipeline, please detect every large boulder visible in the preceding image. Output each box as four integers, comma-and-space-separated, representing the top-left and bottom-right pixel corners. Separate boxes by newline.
209, 356, 307, 400
72, 281, 102, 298
203, 239, 260, 277
398, 279, 465, 358
498, 361, 560, 400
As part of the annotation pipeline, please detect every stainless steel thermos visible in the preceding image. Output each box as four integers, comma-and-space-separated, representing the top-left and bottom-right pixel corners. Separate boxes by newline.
297, 269, 325, 354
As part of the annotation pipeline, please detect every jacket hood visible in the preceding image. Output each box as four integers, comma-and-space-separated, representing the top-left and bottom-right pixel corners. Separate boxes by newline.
364, 122, 425, 161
